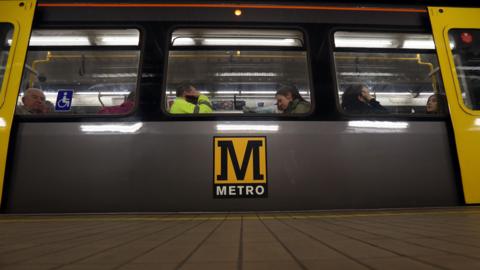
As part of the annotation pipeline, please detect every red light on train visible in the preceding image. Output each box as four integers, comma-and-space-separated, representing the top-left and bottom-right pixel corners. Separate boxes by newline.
461, 32, 473, 44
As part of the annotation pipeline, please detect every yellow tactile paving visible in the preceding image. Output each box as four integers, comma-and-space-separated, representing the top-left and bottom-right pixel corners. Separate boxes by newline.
1, 206, 479, 223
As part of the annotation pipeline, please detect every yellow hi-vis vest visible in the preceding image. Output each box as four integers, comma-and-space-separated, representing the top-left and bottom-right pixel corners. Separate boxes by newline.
170, 95, 213, 114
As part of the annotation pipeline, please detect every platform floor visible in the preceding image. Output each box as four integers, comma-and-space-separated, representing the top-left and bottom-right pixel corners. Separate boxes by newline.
1, 207, 480, 270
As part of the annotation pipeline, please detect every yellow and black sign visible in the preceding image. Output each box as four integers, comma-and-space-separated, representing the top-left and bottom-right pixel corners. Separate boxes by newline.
213, 137, 267, 198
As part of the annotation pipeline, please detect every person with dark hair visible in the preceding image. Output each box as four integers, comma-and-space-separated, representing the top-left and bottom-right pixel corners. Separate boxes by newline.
341, 84, 387, 114
426, 94, 448, 114
170, 82, 213, 114
275, 84, 311, 114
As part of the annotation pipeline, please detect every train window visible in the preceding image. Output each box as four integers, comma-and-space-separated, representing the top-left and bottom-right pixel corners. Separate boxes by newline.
0, 24, 13, 96
449, 29, 480, 110
15, 29, 140, 115
333, 31, 447, 115
165, 29, 311, 115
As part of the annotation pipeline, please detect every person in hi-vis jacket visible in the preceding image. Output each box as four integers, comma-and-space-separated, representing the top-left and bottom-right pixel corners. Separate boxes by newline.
170, 82, 213, 114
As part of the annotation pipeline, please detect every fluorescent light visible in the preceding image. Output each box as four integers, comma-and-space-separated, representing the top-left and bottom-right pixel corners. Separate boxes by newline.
348, 121, 408, 129
402, 40, 435, 49
335, 38, 393, 48
216, 124, 279, 131
194, 38, 298, 47
475, 119, 480, 126
338, 92, 433, 97
340, 72, 395, 77
172, 37, 301, 47
172, 37, 196, 46
29, 36, 91, 46
216, 91, 239, 94
81, 122, 143, 133
457, 67, 480, 71
0, 117, 6, 128
91, 73, 137, 78
215, 72, 278, 77
78, 91, 131, 95
43, 91, 131, 96
244, 91, 276, 94
99, 36, 139, 46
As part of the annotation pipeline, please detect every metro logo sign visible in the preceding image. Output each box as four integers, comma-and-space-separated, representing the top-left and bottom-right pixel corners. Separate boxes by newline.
213, 137, 267, 198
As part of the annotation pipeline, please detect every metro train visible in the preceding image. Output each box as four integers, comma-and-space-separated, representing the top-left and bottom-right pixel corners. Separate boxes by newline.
0, 0, 479, 213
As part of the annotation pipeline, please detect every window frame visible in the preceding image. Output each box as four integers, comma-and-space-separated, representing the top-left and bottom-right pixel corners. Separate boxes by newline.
14, 24, 145, 120
161, 25, 315, 118
447, 28, 480, 112
0, 22, 15, 108
329, 26, 449, 119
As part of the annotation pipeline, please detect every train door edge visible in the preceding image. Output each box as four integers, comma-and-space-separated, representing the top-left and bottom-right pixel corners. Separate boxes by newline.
0, 0, 36, 206
429, 7, 480, 204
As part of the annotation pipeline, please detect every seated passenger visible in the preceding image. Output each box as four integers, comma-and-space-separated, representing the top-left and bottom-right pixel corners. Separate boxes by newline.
426, 94, 448, 114
341, 84, 387, 114
275, 84, 311, 114
98, 92, 135, 114
16, 88, 48, 114
170, 82, 213, 114
45, 100, 54, 112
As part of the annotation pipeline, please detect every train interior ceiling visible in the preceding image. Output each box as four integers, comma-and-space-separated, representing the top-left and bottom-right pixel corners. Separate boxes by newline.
11, 19, 452, 117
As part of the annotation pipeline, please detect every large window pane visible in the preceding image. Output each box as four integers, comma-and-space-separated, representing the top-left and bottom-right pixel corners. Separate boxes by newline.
334, 31, 446, 115
16, 29, 140, 115
165, 29, 311, 115
449, 29, 480, 110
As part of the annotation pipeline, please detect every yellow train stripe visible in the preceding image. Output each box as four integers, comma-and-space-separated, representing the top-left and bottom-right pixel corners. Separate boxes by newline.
1, 208, 479, 223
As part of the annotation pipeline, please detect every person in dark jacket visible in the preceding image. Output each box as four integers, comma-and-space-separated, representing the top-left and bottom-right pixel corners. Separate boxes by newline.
341, 84, 387, 114
275, 84, 311, 114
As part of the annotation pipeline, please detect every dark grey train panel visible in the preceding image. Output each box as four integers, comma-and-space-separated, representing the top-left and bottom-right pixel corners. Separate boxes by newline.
4, 121, 461, 213
37, 6, 425, 27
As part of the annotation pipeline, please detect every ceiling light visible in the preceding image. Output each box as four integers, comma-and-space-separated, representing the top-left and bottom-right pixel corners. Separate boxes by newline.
29, 36, 91, 46
216, 124, 279, 131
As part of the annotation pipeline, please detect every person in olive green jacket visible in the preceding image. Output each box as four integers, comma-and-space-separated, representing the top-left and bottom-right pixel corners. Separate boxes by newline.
275, 84, 311, 114
170, 82, 213, 114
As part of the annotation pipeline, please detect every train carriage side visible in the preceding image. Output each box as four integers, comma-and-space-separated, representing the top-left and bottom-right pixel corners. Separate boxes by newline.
2, 2, 476, 213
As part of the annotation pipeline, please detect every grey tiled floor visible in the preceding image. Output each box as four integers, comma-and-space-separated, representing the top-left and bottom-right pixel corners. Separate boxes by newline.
1, 207, 480, 269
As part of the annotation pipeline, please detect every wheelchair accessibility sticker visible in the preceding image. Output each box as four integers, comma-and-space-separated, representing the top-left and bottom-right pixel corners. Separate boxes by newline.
55, 90, 73, 111
213, 137, 267, 198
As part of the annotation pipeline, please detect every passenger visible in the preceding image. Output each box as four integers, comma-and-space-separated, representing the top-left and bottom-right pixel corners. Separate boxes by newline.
341, 84, 387, 114
426, 94, 448, 114
44, 100, 54, 113
98, 92, 135, 114
275, 84, 311, 114
16, 88, 47, 114
170, 82, 213, 114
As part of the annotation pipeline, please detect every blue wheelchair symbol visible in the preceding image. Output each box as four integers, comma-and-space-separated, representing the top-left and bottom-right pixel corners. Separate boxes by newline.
55, 90, 73, 111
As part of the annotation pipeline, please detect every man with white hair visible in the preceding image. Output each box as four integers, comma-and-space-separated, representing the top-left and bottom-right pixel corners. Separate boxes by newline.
16, 88, 48, 114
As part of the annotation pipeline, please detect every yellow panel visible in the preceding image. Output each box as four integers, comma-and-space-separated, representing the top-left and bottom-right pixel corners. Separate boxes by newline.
0, 0, 36, 205
429, 7, 480, 203
214, 137, 267, 184
213, 137, 268, 198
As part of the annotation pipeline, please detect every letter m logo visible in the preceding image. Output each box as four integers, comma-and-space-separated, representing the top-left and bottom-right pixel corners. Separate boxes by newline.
214, 137, 267, 184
